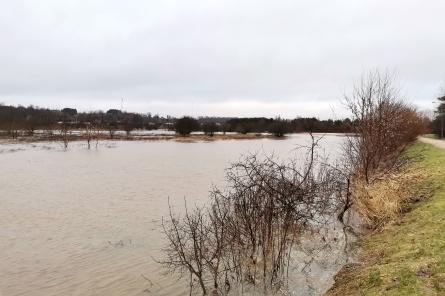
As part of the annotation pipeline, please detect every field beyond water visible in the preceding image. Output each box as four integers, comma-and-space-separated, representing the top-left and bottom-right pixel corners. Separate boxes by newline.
327, 141, 445, 295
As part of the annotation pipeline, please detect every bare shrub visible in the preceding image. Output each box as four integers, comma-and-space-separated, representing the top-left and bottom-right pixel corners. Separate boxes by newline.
161, 136, 346, 295
84, 122, 93, 149
344, 71, 424, 184
58, 122, 70, 149
162, 201, 209, 294
108, 123, 117, 139
94, 125, 101, 148
343, 71, 427, 228
202, 122, 219, 137
175, 116, 200, 136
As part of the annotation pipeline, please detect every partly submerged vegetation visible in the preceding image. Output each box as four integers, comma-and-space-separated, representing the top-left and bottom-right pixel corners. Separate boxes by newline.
160, 71, 431, 295
161, 135, 350, 295
1, 71, 437, 295
327, 142, 445, 295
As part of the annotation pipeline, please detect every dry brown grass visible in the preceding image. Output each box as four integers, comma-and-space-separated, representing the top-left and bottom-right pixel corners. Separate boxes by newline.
351, 167, 429, 229
326, 142, 445, 295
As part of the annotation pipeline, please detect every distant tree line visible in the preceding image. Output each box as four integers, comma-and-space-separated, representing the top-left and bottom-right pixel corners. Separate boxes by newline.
224, 117, 352, 135
432, 94, 445, 138
0, 103, 353, 138
0, 104, 173, 138
175, 116, 353, 137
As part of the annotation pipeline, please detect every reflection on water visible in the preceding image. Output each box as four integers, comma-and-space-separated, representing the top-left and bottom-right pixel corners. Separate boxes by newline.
0, 134, 346, 296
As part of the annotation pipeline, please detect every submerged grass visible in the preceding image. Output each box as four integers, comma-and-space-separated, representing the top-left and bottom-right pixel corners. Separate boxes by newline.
326, 142, 445, 295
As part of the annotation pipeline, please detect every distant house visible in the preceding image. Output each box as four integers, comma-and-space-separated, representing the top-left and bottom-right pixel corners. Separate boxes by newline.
61, 108, 77, 117
61, 108, 78, 123
105, 109, 122, 126
160, 122, 174, 130
106, 109, 122, 115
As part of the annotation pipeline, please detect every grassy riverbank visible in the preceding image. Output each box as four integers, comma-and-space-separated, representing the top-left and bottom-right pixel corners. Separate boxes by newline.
327, 141, 445, 295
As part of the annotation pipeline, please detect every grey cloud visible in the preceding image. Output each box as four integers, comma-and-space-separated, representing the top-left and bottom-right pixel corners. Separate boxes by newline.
0, 0, 444, 117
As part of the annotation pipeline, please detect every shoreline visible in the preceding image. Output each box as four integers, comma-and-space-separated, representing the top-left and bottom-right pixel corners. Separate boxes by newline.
326, 141, 445, 295
0, 132, 349, 145
0, 132, 277, 144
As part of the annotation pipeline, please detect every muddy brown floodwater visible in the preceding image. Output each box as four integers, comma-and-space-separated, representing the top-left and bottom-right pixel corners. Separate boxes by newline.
0, 134, 350, 296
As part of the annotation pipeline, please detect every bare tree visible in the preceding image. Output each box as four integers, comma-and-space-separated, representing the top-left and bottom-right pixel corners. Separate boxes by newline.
161, 200, 209, 295
94, 125, 101, 148
341, 71, 427, 228
108, 123, 117, 139
58, 122, 70, 149
343, 71, 424, 184
83, 122, 93, 149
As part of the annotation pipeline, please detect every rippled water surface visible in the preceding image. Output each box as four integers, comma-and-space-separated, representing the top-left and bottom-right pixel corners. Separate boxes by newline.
0, 134, 345, 296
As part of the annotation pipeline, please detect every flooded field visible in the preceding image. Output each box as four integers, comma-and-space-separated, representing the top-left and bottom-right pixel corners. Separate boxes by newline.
0, 134, 350, 296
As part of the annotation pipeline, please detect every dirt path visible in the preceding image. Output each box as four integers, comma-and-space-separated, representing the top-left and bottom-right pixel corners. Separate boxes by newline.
418, 136, 445, 150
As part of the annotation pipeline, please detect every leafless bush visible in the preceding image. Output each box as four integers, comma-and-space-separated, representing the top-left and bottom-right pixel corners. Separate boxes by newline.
162, 201, 209, 294
161, 136, 346, 295
343, 71, 427, 228
84, 122, 93, 149
82, 123, 101, 149
343, 71, 425, 184
58, 122, 70, 149
94, 126, 101, 148
108, 123, 117, 139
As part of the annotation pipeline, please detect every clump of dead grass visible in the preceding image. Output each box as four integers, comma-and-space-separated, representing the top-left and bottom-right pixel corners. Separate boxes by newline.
326, 142, 445, 295
352, 167, 428, 228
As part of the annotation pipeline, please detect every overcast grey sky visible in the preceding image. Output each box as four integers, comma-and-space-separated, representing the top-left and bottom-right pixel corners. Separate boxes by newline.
0, 0, 444, 118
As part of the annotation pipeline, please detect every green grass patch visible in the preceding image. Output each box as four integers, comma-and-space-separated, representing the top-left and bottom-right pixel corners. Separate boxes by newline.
326, 142, 445, 296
